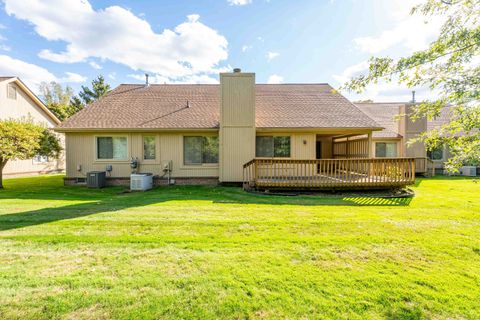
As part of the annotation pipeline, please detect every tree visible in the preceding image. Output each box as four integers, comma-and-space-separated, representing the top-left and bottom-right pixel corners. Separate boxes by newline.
77, 75, 111, 105
343, 0, 480, 172
0, 119, 62, 189
39, 81, 75, 121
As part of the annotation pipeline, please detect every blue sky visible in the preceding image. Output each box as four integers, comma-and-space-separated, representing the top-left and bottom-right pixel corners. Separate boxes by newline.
0, 0, 442, 101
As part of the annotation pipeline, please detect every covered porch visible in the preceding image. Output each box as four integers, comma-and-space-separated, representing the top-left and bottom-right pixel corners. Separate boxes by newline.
244, 131, 415, 190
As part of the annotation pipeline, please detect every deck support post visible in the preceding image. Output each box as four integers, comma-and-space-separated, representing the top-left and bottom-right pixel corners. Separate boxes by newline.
367, 132, 374, 158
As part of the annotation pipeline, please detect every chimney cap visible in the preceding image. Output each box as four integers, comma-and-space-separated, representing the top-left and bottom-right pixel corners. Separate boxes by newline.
145, 73, 150, 87
233, 68, 241, 73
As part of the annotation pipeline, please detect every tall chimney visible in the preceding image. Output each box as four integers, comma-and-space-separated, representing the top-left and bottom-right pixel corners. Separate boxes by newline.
219, 69, 255, 182
145, 73, 150, 87
411, 90, 416, 103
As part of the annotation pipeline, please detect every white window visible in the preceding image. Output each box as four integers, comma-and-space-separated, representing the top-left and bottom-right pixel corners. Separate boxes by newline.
96, 137, 128, 160
256, 136, 291, 158
375, 142, 397, 157
7, 84, 17, 100
33, 155, 49, 164
143, 136, 156, 160
184, 136, 219, 165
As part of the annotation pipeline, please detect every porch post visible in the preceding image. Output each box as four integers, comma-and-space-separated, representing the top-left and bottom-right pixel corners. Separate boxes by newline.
368, 132, 374, 158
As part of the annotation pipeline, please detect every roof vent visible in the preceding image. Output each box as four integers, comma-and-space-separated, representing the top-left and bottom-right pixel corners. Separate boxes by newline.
233, 68, 241, 73
145, 73, 150, 87
186, 100, 190, 108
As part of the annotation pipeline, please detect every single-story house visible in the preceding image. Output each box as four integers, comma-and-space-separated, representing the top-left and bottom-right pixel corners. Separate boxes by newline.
355, 102, 453, 175
0, 76, 65, 177
56, 70, 418, 189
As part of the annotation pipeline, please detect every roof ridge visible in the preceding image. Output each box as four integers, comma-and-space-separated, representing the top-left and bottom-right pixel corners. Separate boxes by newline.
116, 83, 332, 86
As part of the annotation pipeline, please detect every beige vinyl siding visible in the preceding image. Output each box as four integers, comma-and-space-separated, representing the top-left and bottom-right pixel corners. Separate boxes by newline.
1, 79, 65, 176
402, 104, 427, 158
65, 132, 219, 179
0, 81, 57, 127
255, 132, 316, 159
219, 72, 256, 182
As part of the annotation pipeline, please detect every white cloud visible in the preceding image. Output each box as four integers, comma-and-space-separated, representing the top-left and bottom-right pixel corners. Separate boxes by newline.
332, 60, 370, 84
0, 54, 87, 92
242, 45, 252, 52
266, 51, 279, 62
353, 0, 444, 54
0, 44, 10, 52
89, 61, 102, 70
108, 72, 116, 80
129, 73, 219, 84
4, 0, 228, 81
60, 72, 87, 83
0, 54, 56, 90
228, 0, 252, 6
267, 74, 283, 84
354, 17, 443, 54
333, 60, 439, 102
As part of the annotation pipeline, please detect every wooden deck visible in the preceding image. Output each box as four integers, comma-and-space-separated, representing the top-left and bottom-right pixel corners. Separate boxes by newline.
414, 157, 435, 177
243, 158, 416, 190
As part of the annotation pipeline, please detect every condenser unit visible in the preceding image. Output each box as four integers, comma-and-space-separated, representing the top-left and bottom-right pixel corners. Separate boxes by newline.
461, 166, 477, 177
130, 173, 153, 191
87, 171, 106, 188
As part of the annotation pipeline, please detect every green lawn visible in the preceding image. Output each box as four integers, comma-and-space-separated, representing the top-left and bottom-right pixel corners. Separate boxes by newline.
0, 175, 479, 319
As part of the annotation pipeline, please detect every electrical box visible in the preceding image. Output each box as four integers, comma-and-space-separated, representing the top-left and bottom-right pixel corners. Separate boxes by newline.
162, 160, 173, 172
87, 171, 106, 188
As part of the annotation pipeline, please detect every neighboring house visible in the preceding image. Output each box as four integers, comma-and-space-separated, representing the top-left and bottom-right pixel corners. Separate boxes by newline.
56, 70, 417, 190
0, 76, 65, 177
356, 102, 453, 174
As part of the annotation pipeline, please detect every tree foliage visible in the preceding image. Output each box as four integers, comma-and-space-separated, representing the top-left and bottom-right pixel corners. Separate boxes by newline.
0, 119, 62, 188
343, 0, 480, 171
78, 75, 111, 105
39, 81, 75, 121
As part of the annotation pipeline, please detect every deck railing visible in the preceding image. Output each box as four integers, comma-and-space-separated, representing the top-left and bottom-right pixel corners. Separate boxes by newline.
243, 158, 416, 190
414, 157, 436, 177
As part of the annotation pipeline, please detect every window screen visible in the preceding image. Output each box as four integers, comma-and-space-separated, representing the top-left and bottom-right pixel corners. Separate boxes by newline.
184, 136, 218, 165
256, 136, 290, 157
97, 137, 127, 160
143, 136, 156, 160
375, 142, 397, 157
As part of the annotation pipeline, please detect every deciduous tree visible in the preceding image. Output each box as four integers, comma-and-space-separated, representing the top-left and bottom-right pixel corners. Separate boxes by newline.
0, 119, 62, 188
343, 0, 480, 172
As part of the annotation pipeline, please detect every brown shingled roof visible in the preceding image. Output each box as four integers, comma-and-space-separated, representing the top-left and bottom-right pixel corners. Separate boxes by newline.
355, 103, 403, 138
58, 83, 382, 130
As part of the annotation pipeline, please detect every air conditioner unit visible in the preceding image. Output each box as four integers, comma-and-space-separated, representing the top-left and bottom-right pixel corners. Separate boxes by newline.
87, 171, 106, 188
461, 166, 477, 177
130, 173, 153, 191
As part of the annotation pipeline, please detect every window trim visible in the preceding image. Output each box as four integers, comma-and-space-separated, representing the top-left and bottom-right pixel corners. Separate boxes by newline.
183, 135, 219, 166
94, 135, 129, 162
255, 135, 292, 158
7, 84, 17, 100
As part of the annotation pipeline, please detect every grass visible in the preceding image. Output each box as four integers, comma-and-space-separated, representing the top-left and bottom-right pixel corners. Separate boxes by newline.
0, 175, 479, 319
